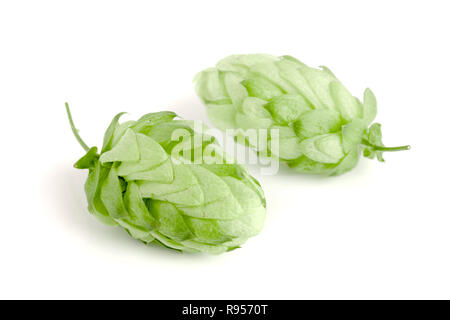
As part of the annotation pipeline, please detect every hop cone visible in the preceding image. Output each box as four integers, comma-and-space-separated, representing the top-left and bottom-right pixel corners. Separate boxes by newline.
66, 105, 266, 254
195, 54, 409, 176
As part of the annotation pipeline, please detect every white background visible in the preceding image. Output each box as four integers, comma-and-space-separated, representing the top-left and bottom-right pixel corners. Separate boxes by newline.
0, 0, 449, 299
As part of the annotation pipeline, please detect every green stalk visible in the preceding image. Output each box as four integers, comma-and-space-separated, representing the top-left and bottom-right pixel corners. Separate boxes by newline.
65, 102, 90, 152
361, 139, 410, 152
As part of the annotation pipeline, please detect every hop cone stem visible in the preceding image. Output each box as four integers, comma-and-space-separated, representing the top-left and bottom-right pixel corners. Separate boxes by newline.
361, 139, 410, 152
65, 102, 90, 152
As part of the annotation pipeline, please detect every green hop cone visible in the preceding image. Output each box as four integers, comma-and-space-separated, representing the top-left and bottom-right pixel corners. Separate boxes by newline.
65, 103, 266, 254
194, 54, 410, 176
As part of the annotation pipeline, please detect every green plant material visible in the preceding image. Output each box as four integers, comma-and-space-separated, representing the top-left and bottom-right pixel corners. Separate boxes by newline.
195, 54, 410, 176
66, 103, 266, 254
